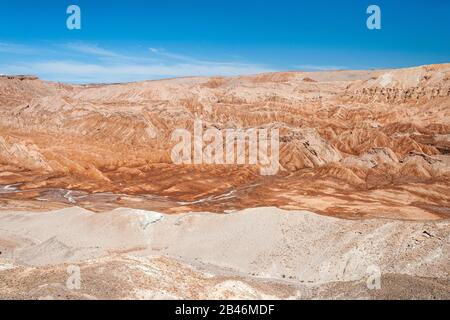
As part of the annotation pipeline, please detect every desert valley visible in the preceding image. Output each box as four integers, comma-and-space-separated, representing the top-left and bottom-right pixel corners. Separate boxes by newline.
0, 63, 449, 299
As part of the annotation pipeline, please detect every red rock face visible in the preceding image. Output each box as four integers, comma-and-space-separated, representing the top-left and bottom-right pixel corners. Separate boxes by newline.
0, 64, 449, 219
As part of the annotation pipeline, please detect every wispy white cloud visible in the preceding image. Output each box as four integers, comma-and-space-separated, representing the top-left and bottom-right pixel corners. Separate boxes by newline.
0, 42, 36, 54
64, 43, 125, 58
294, 64, 347, 71
0, 42, 272, 83
149, 47, 191, 61
148, 47, 253, 67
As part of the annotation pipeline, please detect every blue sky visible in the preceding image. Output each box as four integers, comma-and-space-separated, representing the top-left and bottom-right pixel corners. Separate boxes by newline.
0, 0, 449, 83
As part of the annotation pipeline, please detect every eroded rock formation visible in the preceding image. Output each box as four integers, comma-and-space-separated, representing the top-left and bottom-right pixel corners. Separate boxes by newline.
0, 64, 449, 219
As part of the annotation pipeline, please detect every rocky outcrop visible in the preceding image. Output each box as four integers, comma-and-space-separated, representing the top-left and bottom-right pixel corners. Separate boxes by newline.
344, 65, 450, 103
0, 75, 39, 81
0, 137, 51, 171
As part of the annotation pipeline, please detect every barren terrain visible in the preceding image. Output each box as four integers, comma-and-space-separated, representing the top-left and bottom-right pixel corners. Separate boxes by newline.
0, 64, 449, 299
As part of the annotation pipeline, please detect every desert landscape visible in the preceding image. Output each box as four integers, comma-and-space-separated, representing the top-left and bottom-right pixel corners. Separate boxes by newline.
0, 63, 449, 299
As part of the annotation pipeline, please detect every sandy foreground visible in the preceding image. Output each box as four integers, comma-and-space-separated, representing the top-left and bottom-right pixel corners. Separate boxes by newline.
0, 206, 449, 300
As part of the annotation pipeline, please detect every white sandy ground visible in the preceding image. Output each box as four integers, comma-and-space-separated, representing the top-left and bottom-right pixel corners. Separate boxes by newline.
0, 207, 449, 299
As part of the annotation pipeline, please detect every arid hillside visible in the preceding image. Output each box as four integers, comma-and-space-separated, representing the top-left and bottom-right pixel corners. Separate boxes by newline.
0, 64, 449, 219
1, 207, 449, 299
